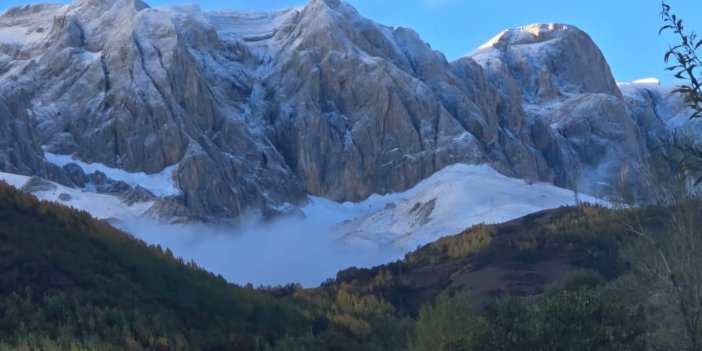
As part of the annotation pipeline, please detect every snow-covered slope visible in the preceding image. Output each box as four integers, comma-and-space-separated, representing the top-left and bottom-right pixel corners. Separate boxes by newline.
333, 164, 601, 249
0, 163, 601, 286
620, 83, 702, 143
0, 172, 152, 221
44, 151, 180, 197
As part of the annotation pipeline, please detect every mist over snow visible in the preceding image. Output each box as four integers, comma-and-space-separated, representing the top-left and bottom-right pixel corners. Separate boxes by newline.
117, 213, 406, 288
0, 164, 604, 287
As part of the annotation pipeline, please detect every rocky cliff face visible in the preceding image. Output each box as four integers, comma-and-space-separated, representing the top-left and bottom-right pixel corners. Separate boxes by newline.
0, 0, 693, 220
1, 0, 306, 219
470, 23, 650, 195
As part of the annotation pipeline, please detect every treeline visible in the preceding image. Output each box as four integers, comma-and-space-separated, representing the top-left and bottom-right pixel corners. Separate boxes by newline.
412, 277, 647, 351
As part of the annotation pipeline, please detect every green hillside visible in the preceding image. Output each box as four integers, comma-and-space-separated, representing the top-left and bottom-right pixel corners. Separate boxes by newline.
0, 179, 691, 350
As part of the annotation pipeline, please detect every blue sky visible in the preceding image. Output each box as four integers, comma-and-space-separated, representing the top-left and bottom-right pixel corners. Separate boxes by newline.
3, 0, 701, 84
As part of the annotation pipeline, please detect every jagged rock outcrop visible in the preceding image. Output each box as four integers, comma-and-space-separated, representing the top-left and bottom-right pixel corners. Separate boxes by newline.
0, 90, 70, 185
21, 176, 56, 192
1, 0, 305, 219
470, 23, 649, 194
259, 0, 488, 200
0, 93, 45, 175
0, 0, 693, 219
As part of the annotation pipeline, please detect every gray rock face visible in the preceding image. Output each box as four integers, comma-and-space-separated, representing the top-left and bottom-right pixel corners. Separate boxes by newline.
121, 185, 156, 205
1, 0, 305, 219
260, 0, 487, 200
62, 163, 86, 187
470, 24, 665, 196
21, 176, 56, 192
0, 93, 49, 176
0, 1, 693, 219
87, 171, 131, 194
477, 24, 621, 101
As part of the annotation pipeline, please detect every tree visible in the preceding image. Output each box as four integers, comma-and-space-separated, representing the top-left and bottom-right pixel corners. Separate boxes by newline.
412, 293, 482, 351
620, 152, 702, 350
412, 289, 646, 351
623, 200, 702, 350
660, 2, 702, 184
661, 3, 702, 117
635, 7, 702, 349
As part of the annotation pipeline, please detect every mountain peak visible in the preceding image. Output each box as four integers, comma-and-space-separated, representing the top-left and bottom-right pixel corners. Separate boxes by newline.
478, 23, 582, 50
473, 22, 619, 98
302, 0, 358, 17
71, 0, 150, 13
309, 0, 342, 8
514, 23, 573, 37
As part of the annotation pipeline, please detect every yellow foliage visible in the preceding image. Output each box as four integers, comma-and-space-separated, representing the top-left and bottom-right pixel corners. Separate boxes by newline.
331, 313, 371, 338
444, 225, 494, 259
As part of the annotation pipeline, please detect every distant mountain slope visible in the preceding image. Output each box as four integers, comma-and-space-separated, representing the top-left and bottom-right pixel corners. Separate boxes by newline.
0, 0, 696, 219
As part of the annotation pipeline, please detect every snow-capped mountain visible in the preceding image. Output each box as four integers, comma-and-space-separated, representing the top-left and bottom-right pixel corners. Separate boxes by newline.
0, 0, 696, 222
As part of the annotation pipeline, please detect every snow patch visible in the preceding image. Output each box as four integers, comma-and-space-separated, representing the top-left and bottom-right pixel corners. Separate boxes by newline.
0, 172, 152, 221
618, 77, 661, 86
43, 152, 181, 197
124, 164, 604, 287
0, 26, 44, 44
204, 9, 295, 40
0, 172, 31, 188
332, 164, 603, 249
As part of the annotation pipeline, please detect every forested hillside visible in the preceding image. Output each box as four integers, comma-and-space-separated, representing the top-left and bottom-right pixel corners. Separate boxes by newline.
1, 179, 695, 350
0, 180, 392, 350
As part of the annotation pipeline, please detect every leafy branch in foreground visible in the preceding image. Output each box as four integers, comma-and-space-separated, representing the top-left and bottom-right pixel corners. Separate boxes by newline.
659, 2, 702, 185
661, 2, 702, 118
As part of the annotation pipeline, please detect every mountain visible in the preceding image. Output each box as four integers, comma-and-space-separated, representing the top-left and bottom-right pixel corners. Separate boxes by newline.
471, 23, 638, 193
0, 0, 695, 221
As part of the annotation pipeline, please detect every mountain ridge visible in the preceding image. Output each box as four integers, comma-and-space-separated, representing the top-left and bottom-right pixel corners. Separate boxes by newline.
0, 0, 695, 220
